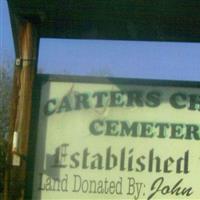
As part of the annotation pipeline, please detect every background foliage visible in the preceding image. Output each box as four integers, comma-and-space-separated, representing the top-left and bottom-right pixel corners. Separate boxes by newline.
0, 61, 12, 194
0, 63, 12, 138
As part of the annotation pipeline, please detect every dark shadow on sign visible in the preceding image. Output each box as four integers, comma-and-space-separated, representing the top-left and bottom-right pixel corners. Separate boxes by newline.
25, 78, 51, 200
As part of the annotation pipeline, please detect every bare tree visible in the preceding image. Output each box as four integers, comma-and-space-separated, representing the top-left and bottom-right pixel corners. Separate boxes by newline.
88, 67, 113, 77
0, 61, 12, 196
0, 64, 12, 138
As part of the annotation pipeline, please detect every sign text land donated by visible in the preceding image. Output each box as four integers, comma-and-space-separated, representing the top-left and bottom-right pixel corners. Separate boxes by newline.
31, 77, 200, 199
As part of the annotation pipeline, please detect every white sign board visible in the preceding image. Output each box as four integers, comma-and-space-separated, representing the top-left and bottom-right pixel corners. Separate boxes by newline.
29, 76, 200, 199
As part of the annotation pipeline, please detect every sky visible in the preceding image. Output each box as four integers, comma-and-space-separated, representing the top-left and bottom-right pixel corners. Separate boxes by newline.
2, 0, 200, 80
0, 0, 15, 66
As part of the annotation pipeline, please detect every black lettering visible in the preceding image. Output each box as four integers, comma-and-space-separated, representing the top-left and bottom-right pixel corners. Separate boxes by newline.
176, 151, 189, 174
89, 120, 104, 136
57, 96, 72, 113
163, 157, 174, 173
170, 93, 187, 109
149, 149, 161, 172
146, 91, 161, 107
75, 93, 90, 110
44, 99, 57, 115
82, 148, 90, 169
126, 91, 143, 107
91, 154, 103, 169
185, 124, 200, 140
120, 121, 138, 137
70, 152, 80, 168
136, 156, 146, 172
170, 124, 184, 139
106, 147, 117, 170
141, 122, 154, 138
93, 92, 108, 108
188, 94, 200, 111
155, 123, 169, 138
105, 120, 119, 136
109, 91, 125, 107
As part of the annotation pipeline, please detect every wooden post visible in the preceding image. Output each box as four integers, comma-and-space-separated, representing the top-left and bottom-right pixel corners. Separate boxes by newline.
4, 20, 39, 200
3, 63, 21, 200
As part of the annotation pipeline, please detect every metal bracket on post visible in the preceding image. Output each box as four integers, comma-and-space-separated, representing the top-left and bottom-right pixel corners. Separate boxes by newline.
12, 131, 21, 166
15, 58, 36, 67
11, 131, 27, 167
15, 58, 22, 67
